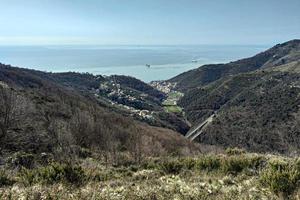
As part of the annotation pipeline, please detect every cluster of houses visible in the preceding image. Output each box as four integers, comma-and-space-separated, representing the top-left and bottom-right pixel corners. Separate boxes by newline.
99, 81, 138, 101
150, 81, 176, 94
97, 81, 154, 120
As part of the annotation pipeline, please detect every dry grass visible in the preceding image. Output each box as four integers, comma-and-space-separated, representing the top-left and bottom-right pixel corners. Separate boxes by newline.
1, 153, 300, 199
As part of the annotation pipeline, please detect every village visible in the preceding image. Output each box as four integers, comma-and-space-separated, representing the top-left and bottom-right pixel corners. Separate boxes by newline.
151, 81, 184, 113
95, 80, 155, 119
92, 80, 184, 121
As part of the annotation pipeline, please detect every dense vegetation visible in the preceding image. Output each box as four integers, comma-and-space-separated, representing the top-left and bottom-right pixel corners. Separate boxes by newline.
183, 71, 300, 153
1, 151, 300, 199
173, 40, 300, 154
0, 63, 200, 165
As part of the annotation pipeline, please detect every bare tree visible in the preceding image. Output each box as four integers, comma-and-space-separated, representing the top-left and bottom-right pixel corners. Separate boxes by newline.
128, 130, 143, 164
70, 110, 93, 147
0, 86, 27, 140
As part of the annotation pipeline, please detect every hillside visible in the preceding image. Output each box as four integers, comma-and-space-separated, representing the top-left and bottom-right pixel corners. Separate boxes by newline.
47, 73, 189, 134
181, 71, 300, 153
173, 40, 300, 154
1, 42, 300, 199
0, 63, 201, 163
170, 39, 300, 91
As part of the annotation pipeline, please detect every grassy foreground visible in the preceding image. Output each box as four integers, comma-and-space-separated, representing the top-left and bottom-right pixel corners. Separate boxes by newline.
1, 150, 300, 199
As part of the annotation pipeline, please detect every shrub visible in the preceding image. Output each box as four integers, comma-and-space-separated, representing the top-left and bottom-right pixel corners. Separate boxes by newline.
113, 153, 135, 167
19, 163, 86, 186
9, 152, 35, 169
128, 165, 139, 172
294, 158, 300, 178
91, 170, 116, 182
19, 168, 37, 186
141, 158, 160, 170
160, 160, 184, 174
225, 147, 246, 155
0, 170, 14, 187
195, 155, 221, 171
222, 156, 251, 174
39, 153, 54, 165
261, 168, 295, 196
181, 158, 197, 170
115, 167, 133, 177
248, 155, 265, 170
260, 159, 300, 196
60, 164, 86, 185
78, 148, 92, 159
221, 155, 264, 174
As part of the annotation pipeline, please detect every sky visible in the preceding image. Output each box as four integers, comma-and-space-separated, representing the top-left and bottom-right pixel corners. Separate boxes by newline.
0, 0, 299, 45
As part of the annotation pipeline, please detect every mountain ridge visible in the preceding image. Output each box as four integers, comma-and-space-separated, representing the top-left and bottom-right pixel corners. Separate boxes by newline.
170, 39, 300, 91
172, 39, 300, 154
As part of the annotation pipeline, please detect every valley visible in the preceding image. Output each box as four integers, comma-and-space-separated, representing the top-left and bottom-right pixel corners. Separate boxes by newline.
1, 39, 300, 199
1, 0, 299, 199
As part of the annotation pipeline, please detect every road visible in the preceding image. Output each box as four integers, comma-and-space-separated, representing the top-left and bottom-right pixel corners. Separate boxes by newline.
185, 114, 215, 141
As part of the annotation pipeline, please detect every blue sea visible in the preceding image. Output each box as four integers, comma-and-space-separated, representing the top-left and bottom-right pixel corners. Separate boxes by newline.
0, 45, 269, 82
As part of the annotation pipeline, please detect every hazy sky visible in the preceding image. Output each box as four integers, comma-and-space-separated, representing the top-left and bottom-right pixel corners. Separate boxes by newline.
0, 0, 299, 45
